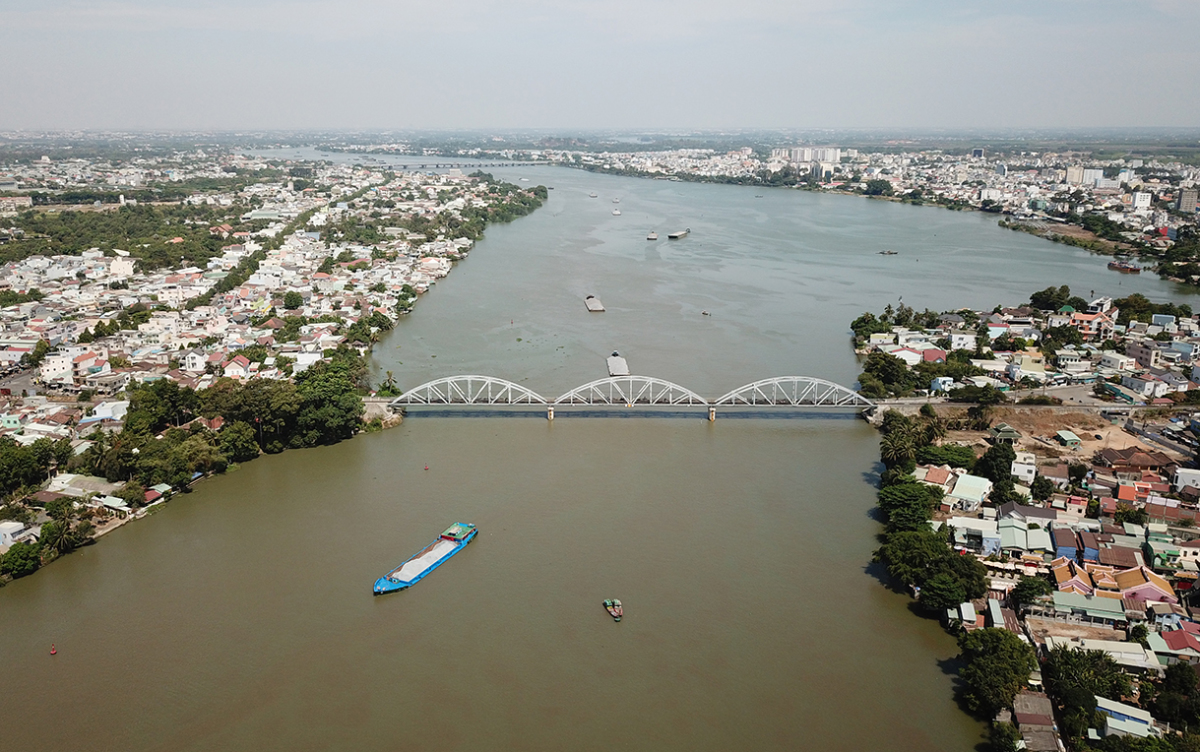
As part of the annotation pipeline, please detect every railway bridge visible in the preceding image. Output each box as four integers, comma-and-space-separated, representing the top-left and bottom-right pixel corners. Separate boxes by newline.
389, 375, 873, 420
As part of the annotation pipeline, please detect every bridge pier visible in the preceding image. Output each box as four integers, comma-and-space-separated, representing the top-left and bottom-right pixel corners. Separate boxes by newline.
547, 405, 554, 421
709, 406, 716, 422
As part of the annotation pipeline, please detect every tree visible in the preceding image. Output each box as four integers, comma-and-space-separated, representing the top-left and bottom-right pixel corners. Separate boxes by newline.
44, 496, 76, 523
957, 628, 1037, 716
916, 443, 976, 469
874, 529, 952, 588
39, 519, 76, 556
1029, 285, 1072, 311
219, 421, 260, 463
283, 291, 304, 310
1030, 476, 1056, 501
1115, 503, 1149, 526
0, 540, 41, 578
1010, 576, 1053, 607
920, 572, 966, 612
864, 179, 894, 196
974, 443, 1017, 484
988, 722, 1021, 752
1043, 644, 1131, 703
879, 430, 918, 469
990, 480, 1028, 507
878, 480, 943, 532
1128, 623, 1150, 648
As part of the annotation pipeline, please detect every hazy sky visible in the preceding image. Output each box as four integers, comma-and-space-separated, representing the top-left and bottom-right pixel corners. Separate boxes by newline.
1, 0, 1197, 130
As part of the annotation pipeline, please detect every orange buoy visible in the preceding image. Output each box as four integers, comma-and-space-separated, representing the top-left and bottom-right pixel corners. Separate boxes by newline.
50, 644, 57, 655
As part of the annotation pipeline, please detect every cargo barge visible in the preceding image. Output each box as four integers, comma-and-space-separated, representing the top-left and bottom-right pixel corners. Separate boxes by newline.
373, 523, 477, 594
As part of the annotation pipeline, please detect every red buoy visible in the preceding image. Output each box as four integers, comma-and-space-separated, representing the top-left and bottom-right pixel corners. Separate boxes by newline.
424, 464, 429, 471
50, 644, 57, 655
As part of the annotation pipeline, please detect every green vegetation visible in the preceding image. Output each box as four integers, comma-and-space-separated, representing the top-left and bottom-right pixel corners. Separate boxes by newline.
1113, 293, 1193, 326
0, 437, 74, 500
915, 443, 975, 469
863, 179, 894, 196
858, 350, 984, 399
0, 288, 43, 308
956, 628, 1037, 716
1044, 645, 1131, 740
0, 204, 243, 270
871, 411, 988, 612
69, 346, 367, 489
1009, 575, 1053, 607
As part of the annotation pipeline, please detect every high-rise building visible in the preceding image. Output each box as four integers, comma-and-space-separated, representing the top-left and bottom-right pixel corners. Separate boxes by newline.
972, 148, 985, 158
1065, 166, 1085, 185
1082, 168, 1104, 184
1178, 188, 1199, 214
995, 163, 1008, 177
1132, 192, 1152, 211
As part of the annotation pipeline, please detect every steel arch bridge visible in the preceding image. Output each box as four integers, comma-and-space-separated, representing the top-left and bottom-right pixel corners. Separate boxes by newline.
389, 375, 547, 405
389, 375, 874, 412
714, 377, 874, 408
553, 376, 709, 406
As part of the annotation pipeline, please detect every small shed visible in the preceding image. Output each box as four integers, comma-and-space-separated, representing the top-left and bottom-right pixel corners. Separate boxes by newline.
1056, 430, 1083, 448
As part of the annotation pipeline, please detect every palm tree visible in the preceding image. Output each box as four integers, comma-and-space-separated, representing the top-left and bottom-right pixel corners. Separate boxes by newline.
880, 430, 916, 468
39, 520, 76, 556
923, 416, 947, 445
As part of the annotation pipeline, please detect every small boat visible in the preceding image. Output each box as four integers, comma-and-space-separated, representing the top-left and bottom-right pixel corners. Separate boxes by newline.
646, 232, 658, 241
585, 295, 605, 312
612, 198, 620, 203
589, 192, 598, 198
603, 599, 623, 621
701, 310, 711, 316
878, 250, 898, 256
374, 523, 477, 594
612, 209, 621, 216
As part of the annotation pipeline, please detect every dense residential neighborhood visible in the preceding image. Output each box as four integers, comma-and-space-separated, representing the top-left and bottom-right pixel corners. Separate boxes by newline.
0, 151, 546, 584
864, 288, 1200, 751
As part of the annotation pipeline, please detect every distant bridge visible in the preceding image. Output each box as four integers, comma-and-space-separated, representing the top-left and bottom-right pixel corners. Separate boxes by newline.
390, 375, 873, 418
367, 162, 549, 170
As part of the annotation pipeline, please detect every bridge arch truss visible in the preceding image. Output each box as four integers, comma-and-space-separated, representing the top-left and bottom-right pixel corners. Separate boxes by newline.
713, 377, 875, 408
390, 375, 547, 406
554, 376, 709, 406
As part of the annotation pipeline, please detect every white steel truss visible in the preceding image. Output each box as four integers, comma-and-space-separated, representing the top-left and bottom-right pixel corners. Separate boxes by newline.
553, 376, 709, 406
390, 375, 547, 405
713, 377, 875, 408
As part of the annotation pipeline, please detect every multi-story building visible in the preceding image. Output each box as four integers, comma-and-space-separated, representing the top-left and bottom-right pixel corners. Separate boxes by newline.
1179, 188, 1199, 214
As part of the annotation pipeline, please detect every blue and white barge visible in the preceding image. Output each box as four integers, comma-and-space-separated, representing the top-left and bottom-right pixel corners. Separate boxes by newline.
373, 523, 477, 595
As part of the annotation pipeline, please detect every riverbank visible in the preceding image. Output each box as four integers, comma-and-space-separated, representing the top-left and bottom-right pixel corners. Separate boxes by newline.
1, 170, 547, 584
857, 289, 1200, 751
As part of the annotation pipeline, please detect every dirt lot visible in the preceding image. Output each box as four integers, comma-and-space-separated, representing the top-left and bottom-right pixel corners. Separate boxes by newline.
943, 408, 1180, 463
1024, 615, 1125, 644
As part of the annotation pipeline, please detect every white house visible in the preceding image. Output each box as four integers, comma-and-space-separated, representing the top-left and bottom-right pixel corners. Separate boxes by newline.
1121, 374, 1170, 399
1011, 452, 1037, 485
0, 520, 26, 549
1100, 353, 1135, 371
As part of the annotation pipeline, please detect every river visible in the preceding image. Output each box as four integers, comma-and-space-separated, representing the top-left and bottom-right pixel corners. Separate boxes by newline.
1, 161, 1192, 751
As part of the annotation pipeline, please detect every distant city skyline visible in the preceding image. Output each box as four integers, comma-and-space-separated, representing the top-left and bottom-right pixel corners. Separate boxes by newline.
1, 0, 1198, 131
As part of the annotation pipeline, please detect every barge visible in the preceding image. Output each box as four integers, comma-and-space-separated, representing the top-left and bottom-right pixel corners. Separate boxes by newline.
373, 523, 477, 595
668, 228, 690, 239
